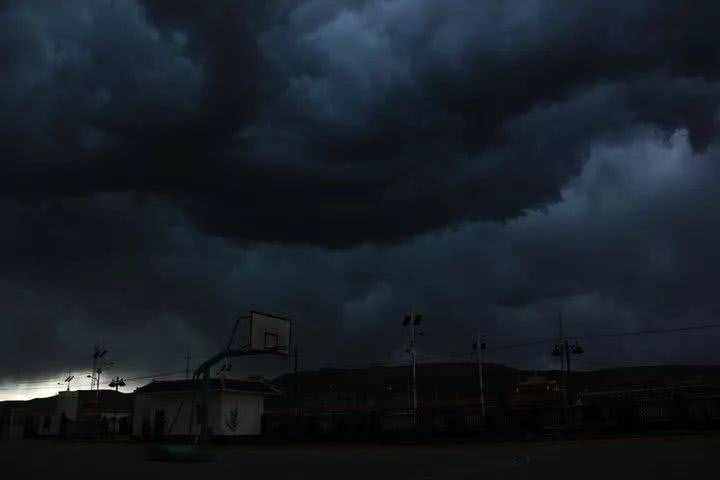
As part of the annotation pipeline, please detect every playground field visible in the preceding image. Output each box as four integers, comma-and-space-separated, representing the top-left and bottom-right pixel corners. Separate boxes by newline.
1, 434, 716, 479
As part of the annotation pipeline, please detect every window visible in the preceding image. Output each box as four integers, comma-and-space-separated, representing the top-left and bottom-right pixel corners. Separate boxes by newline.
264, 331, 280, 348
43, 415, 51, 430
195, 404, 205, 425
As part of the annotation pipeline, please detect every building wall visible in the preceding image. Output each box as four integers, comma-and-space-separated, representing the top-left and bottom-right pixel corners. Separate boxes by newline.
216, 392, 263, 436
133, 391, 202, 438
57, 391, 79, 421
33, 411, 58, 437
31, 394, 75, 437
0, 408, 25, 440
132, 390, 265, 438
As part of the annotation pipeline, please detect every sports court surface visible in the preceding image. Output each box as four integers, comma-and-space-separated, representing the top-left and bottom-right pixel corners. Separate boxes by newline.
1, 435, 716, 479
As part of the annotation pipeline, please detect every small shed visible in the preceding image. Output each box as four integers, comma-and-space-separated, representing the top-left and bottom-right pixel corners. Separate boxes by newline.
133, 378, 279, 439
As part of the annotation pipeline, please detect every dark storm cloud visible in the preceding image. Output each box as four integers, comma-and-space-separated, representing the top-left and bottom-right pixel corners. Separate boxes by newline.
186, 0, 720, 245
2, 0, 720, 245
3, 132, 720, 387
3, 1, 720, 393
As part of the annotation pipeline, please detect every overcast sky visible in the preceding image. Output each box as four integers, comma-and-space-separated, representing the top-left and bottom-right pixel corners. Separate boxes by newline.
2, 0, 720, 399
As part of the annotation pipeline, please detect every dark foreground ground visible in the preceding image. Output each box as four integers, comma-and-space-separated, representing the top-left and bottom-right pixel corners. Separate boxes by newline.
0, 434, 716, 479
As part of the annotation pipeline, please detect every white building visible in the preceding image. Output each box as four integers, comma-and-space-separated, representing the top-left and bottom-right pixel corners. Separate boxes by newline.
132, 378, 279, 439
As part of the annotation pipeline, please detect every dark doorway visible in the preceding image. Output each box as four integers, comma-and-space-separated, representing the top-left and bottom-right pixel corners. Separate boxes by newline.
118, 416, 130, 435
153, 409, 166, 439
59, 413, 68, 438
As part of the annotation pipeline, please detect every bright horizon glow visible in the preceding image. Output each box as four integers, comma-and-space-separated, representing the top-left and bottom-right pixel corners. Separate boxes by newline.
0, 384, 63, 402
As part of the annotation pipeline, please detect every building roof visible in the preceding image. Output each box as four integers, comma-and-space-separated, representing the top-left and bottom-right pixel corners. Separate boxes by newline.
519, 376, 559, 385
135, 379, 280, 395
76, 390, 134, 412
0, 400, 29, 411
25, 395, 58, 413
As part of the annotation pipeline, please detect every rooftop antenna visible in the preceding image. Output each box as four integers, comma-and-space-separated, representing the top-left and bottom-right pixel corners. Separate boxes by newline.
108, 376, 126, 391
92, 345, 110, 404
90, 345, 107, 390
59, 369, 75, 392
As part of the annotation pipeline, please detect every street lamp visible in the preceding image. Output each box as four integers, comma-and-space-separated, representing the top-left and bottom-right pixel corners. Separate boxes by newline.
552, 338, 584, 424
403, 311, 423, 425
472, 336, 487, 421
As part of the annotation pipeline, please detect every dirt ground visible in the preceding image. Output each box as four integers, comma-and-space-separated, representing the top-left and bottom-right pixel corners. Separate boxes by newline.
0, 435, 716, 479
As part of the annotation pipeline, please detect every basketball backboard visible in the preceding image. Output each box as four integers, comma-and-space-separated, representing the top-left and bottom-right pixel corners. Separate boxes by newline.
248, 311, 291, 355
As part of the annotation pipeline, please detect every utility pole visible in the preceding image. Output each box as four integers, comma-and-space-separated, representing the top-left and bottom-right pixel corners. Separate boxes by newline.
185, 351, 192, 380
473, 334, 487, 421
89, 345, 107, 391
293, 345, 301, 420
90, 345, 98, 390
403, 311, 423, 426
92, 346, 109, 416
564, 336, 572, 410
559, 313, 567, 420
551, 312, 583, 428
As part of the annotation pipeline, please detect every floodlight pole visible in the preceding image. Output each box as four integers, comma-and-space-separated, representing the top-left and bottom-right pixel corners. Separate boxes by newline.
293, 345, 301, 420
559, 313, 568, 425
564, 337, 571, 415
411, 321, 417, 424
474, 334, 487, 421
403, 311, 422, 426
551, 312, 583, 428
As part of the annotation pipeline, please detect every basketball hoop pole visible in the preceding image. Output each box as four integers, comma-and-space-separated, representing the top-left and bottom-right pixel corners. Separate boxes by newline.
193, 311, 297, 442
193, 347, 285, 443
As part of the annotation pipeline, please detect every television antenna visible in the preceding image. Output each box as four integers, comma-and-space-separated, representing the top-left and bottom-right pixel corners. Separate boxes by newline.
58, 370, 75, 391
90, 345, 108, 390
108, 376, 126, 391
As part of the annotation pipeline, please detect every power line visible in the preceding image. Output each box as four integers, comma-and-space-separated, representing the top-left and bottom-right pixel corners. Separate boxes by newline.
341, 323, 720, 369
123, 370, 187, 382
485, 323, 720, 352
582, 323, 720, 339
489, 338, 555, 351
3, 323, 720, 388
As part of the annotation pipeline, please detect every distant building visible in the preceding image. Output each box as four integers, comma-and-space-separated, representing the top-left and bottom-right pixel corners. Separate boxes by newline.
0, 396, 57, 439
132, 378, 279, 439
510, 375, 566, 430
266, 363, 518, 436
0, 390, 132, 439
55, 390, 133, 438
271, 363, 517, 413
1, 400, 37, 440
511, 376, 562, 406
5, 364, 720, 441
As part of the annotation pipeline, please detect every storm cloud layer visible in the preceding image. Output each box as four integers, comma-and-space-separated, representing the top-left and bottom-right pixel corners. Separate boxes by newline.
2, 1, 720, 396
